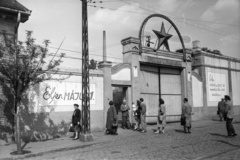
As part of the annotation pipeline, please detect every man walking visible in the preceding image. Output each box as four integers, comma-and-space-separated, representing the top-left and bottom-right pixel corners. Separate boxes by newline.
140, 98, 147, 133
217, 98, 225, 121
224, 95, 237, 137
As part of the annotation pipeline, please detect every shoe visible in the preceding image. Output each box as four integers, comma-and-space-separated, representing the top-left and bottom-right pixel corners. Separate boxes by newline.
154, 130, 160, 134
73, 137, 78, 140
141, 130, 146, 133
232, 133, 237, 137
161, 130, 165, 134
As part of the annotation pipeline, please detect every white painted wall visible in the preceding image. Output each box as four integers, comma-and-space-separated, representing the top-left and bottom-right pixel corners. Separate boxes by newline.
206, 68, 229, 106
111, 68, 131, 81
192, 75, 203, 107
204, 57, 228, 68
28, 74, 104, 113
231, 71, 240, 106
231, 62, 240, 70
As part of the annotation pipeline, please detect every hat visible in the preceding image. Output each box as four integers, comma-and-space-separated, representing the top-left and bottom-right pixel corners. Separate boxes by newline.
109, 101, 114, 105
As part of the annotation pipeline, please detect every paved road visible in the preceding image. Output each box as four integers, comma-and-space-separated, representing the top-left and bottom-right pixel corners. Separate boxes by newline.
20, 121, 240, 160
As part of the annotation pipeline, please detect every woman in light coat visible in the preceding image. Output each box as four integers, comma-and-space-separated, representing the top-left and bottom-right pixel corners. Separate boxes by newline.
182, 98, 192, 133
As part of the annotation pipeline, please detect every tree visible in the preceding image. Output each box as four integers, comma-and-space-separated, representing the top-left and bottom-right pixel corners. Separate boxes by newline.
0, 31, 69, 154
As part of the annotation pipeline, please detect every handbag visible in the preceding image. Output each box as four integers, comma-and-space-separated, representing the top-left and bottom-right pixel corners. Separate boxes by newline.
69, 125, 75, 132
180, 117, 186, 126
112, 122, 118, 129
158, 115, 163, 121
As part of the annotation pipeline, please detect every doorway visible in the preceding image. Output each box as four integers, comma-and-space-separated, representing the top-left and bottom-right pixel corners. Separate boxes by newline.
112, 86, 128, 123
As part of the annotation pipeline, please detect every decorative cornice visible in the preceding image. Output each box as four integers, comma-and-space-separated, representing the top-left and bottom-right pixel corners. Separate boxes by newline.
192, 51, 240, 63
121, 37, 140, 46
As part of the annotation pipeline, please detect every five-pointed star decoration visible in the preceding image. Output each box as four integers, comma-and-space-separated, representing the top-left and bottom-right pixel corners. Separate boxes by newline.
152, 22, 173, 52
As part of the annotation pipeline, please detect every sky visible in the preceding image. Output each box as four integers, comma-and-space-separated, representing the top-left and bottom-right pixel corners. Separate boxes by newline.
17, 0, 240, 70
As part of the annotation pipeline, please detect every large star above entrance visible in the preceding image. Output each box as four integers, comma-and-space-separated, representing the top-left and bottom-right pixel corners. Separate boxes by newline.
153, 22, 172, 52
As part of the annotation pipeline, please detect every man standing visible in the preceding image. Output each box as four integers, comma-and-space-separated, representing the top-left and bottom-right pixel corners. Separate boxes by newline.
140, 98, 147, 133
224, 95, 237, 137
182, 98, 192, 133
217, 98, 225, 121
120, 99, 130, 129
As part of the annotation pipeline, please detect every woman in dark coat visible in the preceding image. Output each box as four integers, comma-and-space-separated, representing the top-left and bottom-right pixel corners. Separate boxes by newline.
106, 101, 118, 135
71, 104, 81, 139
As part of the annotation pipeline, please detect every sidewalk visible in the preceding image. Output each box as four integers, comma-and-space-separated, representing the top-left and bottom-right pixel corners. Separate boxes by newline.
0, 120, 238, 160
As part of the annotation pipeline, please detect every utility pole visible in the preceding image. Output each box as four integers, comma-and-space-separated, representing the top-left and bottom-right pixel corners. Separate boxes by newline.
80, 0, 93, 141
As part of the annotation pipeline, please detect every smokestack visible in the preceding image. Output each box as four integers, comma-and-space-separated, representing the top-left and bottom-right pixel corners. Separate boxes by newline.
103, 31, 106, 61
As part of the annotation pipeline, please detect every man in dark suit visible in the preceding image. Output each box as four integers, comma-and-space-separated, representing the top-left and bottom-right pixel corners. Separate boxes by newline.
71, 104, 81, 140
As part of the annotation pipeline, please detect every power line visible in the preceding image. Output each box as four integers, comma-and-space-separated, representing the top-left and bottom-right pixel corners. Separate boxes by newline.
88, 4, 147, 15
117, 0, 239, 38
122, 0, 239, 28
46, 42, 123, 60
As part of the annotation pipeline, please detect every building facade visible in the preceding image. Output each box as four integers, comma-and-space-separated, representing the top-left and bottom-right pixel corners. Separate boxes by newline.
1, 1, 239, 133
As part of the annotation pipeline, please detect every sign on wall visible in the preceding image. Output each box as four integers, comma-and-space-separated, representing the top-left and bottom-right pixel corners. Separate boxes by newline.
39, 81, 96, 106
207, 72, 227, 102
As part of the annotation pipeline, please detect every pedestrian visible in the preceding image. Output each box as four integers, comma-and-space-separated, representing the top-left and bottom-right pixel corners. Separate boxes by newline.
105, 101, 118, 135
71, 104, 81, 140
132, 102, 137, 129
224, 95, 237, 137
155, 98, 166, 134
181, 98, 192, 133
140, 98, 147, 133
121, 99, 130, 129
217, 98, 225, 121
132, 101, 140, 130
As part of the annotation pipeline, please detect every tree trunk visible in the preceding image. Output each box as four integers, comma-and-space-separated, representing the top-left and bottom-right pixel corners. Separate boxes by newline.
16, 100, 22, 154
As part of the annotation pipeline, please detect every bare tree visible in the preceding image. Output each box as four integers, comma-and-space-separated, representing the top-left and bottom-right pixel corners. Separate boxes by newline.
0, 31, 69, 154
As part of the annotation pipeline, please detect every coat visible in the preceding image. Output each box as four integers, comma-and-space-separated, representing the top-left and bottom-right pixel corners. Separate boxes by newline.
158, 104, 166, 126
106, 105, 118, 130
72, 108, 81, 125
121, 104, 130, 116
140, 102, 146, 115
218, 101, 225, 113
182, 102, 192, 127
225, 101, 234, 119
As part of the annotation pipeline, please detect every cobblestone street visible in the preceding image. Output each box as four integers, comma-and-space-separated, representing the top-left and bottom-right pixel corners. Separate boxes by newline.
10, 120, 239, 160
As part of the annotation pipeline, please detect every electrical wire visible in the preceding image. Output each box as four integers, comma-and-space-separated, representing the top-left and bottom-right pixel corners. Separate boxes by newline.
123, 0, 239, 39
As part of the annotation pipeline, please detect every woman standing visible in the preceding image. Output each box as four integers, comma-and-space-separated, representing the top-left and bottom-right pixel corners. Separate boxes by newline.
182, 98, 192, 133
155, 99, 166, 134
106, 101, 118, 135
71, 104, 81, 140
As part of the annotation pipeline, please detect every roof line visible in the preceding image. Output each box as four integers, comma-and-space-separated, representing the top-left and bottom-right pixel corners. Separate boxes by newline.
0, 6, 31, 15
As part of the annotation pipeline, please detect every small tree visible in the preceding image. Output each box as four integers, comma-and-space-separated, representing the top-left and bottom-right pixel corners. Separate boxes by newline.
0, 31, 69, 154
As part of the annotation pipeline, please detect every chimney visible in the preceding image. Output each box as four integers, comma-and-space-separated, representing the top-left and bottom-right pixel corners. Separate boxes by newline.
103, 30, 106, 61
192, 40, 201, 51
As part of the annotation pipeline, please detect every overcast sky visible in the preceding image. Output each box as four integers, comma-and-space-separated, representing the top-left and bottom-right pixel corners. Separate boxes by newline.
17, 0, 240, 69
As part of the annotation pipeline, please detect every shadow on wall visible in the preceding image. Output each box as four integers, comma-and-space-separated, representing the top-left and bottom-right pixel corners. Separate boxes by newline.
0, 84, 70, 144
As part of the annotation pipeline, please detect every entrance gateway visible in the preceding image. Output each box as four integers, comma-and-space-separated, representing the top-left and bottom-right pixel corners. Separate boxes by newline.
111, 14, 191, 123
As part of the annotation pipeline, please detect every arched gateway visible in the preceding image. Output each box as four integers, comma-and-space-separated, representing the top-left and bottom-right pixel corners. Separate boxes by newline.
112, 14, 193, 123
